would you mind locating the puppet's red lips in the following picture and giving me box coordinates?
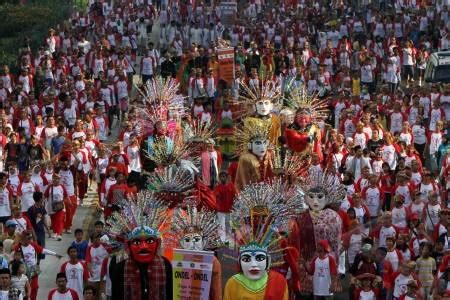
[138,250,151,255]
[249,269,261,275]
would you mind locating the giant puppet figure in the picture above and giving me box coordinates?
[239,80,282,147]
[284,88,327,162]
[235,118,274,191]
[223,180,306,300]
[138,77,185,173]
[169,205,222,300]
[106,191,172,300]
[289,171,346,294]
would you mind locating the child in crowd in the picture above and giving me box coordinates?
[70,228,88,261]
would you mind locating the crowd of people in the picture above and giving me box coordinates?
[0,0,448,299]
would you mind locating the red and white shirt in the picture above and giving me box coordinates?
[85,243,109,282]
[17,181,39,212]
[47,288,79,300]
[310,255,337,296]
[60,261,89,299]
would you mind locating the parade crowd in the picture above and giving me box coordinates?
[0,0,449,299]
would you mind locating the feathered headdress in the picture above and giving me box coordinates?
[239,79,282,109]
[298,170,346,205]
[147,137,190,167]
[168,205,219,249]
[235,117,272,154]
[229,180,306,260]
[284,87,328,123]
[106,190,169,241]
[147,165,195,194]
[272,149,309,177]
[184,119,217,144]
[136,76,186,124]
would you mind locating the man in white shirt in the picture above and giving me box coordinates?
[47,273,79,300]
[0,268,23,300]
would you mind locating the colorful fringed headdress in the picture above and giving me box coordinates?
[106,190,168,241]
[235,117,272,154]
[147,165,195,194]
[168,205,219,249]
[284,87,328,123]
[135,76,186,124]
[147,136,190,167]
[298,170,346,205]
[230,180,306,258]
[239,79,283,106]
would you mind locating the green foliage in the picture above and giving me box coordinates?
[0,1,75,68]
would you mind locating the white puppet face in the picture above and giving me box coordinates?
[249,138,269,158]
[255,99,273,116]
[239,250,269,280]
[180,233,205,251]
[305,189,327,212]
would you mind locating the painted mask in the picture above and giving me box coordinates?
[305,188,327,212]
[295,113,311,129]
[180,232,205,251]
[249,138,269,158]
[239,250,269,280]
[128,226,159,264]
[255,99,273,116]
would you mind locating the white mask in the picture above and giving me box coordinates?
[180,233,205,251]
[255,100,273,116]
[305,190,327,212]
[240,250,268,280]
[249,138,269,158]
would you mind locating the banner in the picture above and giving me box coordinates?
[217,47,235,84]
[172,249,215,300]
[220,1,237,27]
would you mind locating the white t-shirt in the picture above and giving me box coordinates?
[402,48,414,66]
[62,261,87,299]
[48,289,77,300]
[18,182,37,212]
[0,188,12,217]
[412,125,426,144]
[364,187,381,217]
[127,145,141,173]
[21,244,38,268]
[95,116,108,141]
[0,290,23,300]
[378,226,397,248]
[60,170,75,197]
[86,244,109,282]
[393,273,414,297]
[312,256,334,296]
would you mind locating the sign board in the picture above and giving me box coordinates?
[172,249,215,300]
[220,1,237,27]
[217,47,235,84]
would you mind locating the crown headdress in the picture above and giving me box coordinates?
[168,205,219,249]
[284,87,328,123]
[147,136,190,167]
[298,170,346,205]
[230,180,306,257]
[106,190,169,241]
[185,119,217,144]
[147,165,195,194]
[239,79,282,113]
[235,118,272,154]
[135,76,186,124]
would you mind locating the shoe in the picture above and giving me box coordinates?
[57,235,62,241]
[65,230,72,234]
[51,234,57,239]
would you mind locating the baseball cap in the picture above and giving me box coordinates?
[5,220,17,228]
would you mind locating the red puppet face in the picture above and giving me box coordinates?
[295,113,311,129]
[129,236,159,264]
[127,226,160,264]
